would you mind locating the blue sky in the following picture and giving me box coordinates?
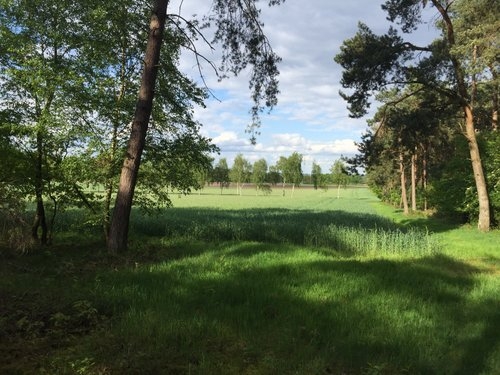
[172,0,439,173]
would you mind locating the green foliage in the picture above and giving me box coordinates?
[252,158,268,188]
[211,158,230,193]
[0,0,222,243]
[266,164,282,185]
[485,132,500,224]
[428,136,474,221]
[0,0,102,244]
[330,160,349,185]
[229,154,252,192]
[429,133,500,226]
[276,152,303,187]
[137,129,217,210]
[335,0,498,229]
[334,22,409,117]
[451,0,500,103]
[311,161,322,189]
[257,183,272,195]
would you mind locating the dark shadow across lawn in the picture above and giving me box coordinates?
[86,249,500,374]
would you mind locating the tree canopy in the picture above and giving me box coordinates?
[0,0,286,251]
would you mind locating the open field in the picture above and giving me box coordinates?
[1,187,499,374]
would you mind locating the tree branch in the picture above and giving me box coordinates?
[167,13,221,101]
[400,42,432,52]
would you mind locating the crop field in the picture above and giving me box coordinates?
[1,186,499,374]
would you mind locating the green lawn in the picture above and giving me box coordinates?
[1,187,499,374]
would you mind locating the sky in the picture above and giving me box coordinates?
[171,0,439,174]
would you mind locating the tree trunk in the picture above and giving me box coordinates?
[492,68,498,131]
[411,151,417,212]
[422,144,428,211]
[464,106,490,231]
[32,130,48,245]
[46,181,59,245]
[493,103,498,131]
[399,150,409,215]
[107,0,169,253]
[32,195,48,246]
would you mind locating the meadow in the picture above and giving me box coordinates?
[1,186,499,374]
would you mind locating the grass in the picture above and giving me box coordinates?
[1,186,499,374]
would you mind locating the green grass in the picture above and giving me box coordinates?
[1,187,499,374]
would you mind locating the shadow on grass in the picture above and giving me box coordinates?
[88,249,500,374]
[398,216,461,233]
[2,238,499,374]
[131,208,398,237]
[133,207,412,236]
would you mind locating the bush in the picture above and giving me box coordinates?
[429,133,499,226]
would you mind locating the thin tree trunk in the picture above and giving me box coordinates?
[31,83,54,246]
[492,67,498,131]
[422,144,428,211]
[32,130,48,245]
[493,102,498,131]
[107,0,169,253]
[411,151,417,212]
[32,197,48,245]
[47,194,57,245]
[399,150,409,215]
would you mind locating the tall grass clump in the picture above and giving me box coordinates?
[129,205,442,257]
[305,224,440,257]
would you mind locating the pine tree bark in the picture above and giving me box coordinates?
[464,106,490,231]
[107,0,169,253]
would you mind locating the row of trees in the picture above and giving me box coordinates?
[0,0,284,252]
[335,0,499,228]
[209,153,303,196]
[204,154,360,196]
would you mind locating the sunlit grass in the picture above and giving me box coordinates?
[124,187,440,258]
